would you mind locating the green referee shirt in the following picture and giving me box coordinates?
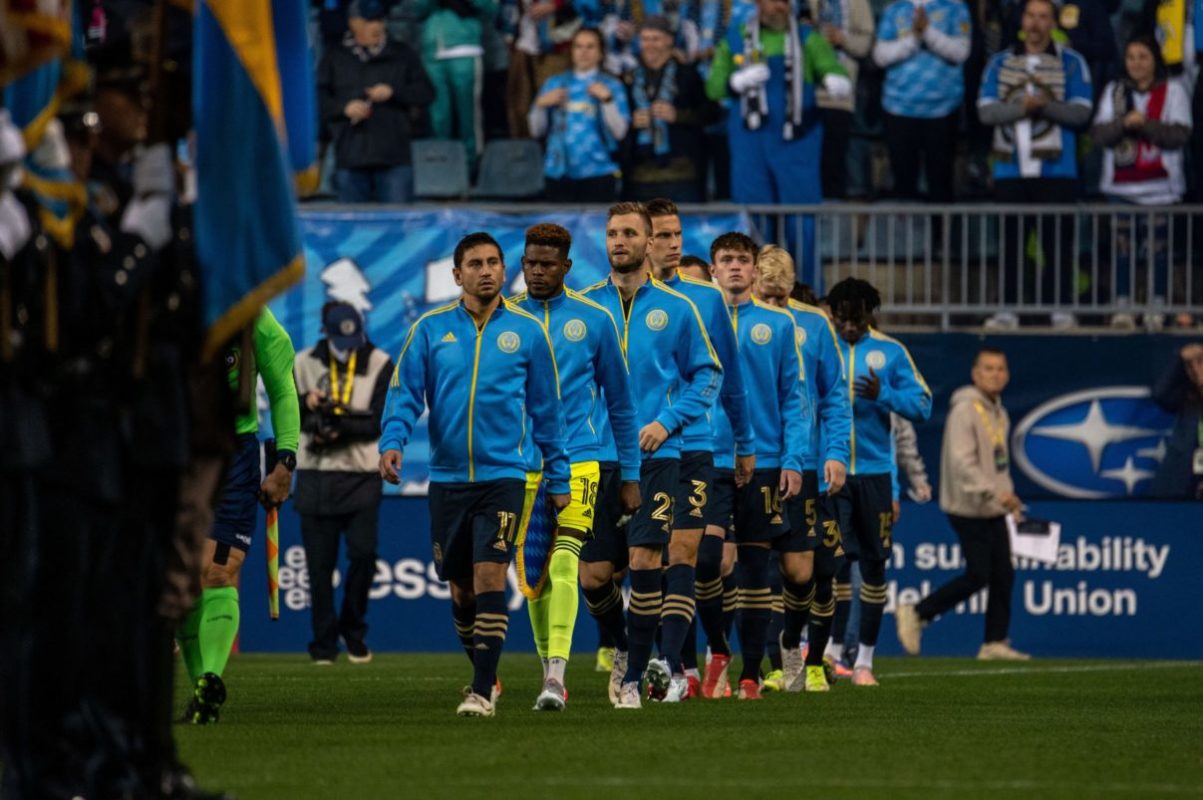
[227,307,300,454]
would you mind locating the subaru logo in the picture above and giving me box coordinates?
[1012,387,1173,499]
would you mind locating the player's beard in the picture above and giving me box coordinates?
[609,244,647,274]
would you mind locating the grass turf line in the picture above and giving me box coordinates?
[176,654,1203,800]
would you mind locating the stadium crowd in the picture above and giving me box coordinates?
[308,0,1203,207]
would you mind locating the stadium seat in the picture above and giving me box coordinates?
[412,139,470,199]
[471,139,545,199]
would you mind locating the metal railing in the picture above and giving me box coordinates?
[734,203,1202,330]
[305,201,1203,330]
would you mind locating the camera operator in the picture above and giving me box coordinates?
[294,303,394,664]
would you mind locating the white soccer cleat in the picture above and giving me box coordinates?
[533,679,567,712]
[456,689,496,717]
[608,650,628,706]
[977,641,1031,661]
[615,681,642,709]
[895,603,923,656]
[781,632,804,693]
[645,658,672,701]
[662,675,690,703]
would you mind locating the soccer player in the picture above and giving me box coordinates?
[379,232,571,717]
[755,246,852,692]
[817,277,930,687]
[644,199,754,701]
[179,307,299,724]
[580,202,722,709]
[706,233,808,700]
[678,254,713,281]
[511,224,642,710]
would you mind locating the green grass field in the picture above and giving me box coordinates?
[177,655,1203,800]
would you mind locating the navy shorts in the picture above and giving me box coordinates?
[784,470,822,553]
[829,473,894,563]
[210,433,262,552]
[428,479,526,582]
[628,457,678,549]
[732,469,791,545]
[674,450,713,530]
[580,463,628,570]
[706,467,736,537]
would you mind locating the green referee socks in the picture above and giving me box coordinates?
[197,586,240,678]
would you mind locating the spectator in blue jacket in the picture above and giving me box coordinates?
[529,28,631,202]
[873,0,972,202]
[978,0,1092,329]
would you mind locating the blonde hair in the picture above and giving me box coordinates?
[757,245,795,294]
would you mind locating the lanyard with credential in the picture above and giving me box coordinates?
[328,350,357,414]
[974,400,1008,472]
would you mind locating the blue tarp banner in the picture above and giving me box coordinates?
[267,207,749,492]
[239,497,1202,659]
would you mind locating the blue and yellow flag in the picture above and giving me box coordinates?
[0,0,74,87]
[194,0,315,360]
[2,2,89,248]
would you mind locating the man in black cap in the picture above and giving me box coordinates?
[623,15,715,201]
[293,302,395,664]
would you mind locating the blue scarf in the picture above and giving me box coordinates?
[632,60,677,158]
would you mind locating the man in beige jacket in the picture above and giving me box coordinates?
[896,347,1030,660]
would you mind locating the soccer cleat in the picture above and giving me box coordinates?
[803,665,830,692]
[608,650,628,706]
[456,688,496,717]
[595,646,616,672]
[737,679,762,700]
[645,658,672,701]
[663,675,690,703]
[686,674,701,700]
[190,673,226,725]
[977,641,1032,661]
[615,681,642,709]
[312,656,335,666]
[782,634,804,693]
[177,698,201,724]
[851,666,879,687]
[492,677,503,703]
[701,653,731,699]
[533,678,567,711]
[344,637,373,665]
[829,656,853,679]
[761,669,785,693]
[895,603,922,656]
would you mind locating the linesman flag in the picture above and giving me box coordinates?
[194,0,315,360]
[0,0,73,86]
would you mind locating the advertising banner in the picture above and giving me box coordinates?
[240,498,1202,659]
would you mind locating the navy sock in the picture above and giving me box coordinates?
[765,565,784,672]
[471,591,507,698]
[695,535,729,657]
[624,568,662,684]
[806,578,835,667]
[659,563,695,673]
[583,581,629,652]
[782,579,815,650]
[682,616,699,671]
[721,572,738,648]
[858,559,888,648]
[452,600,476,665]
[597,621,616,649]
[736,546,772,683]
[832,576,853,652]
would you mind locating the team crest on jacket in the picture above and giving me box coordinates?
[564,319,587,341]
[497,331,521,353]
[795,327,807,347]
[751,323,773,345]
[646,309,669,331]
[866,350,886,370]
